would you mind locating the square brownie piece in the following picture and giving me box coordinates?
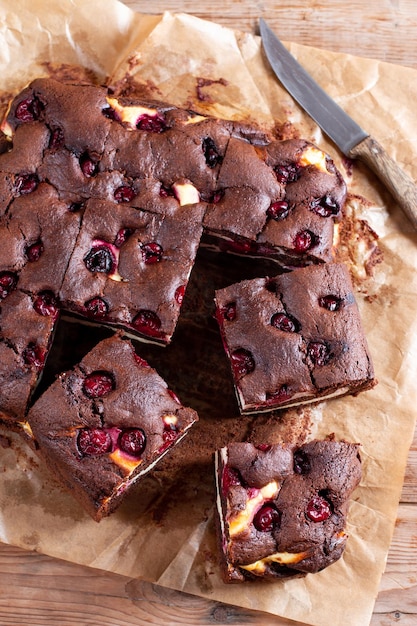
[203,139,346,267]
[0,288,58,429]
[214,262,375,414]
[60,197,204,345]
[26,334,199,520]
[214,438,362,582]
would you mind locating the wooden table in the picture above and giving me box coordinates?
[1,2,416,624]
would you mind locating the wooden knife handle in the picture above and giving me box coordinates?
[349,136,417,230]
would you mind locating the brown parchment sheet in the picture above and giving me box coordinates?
[0,3,417,626]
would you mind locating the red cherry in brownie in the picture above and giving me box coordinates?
[84,296,109,318]
[131,309,162,337]
[293,449,311,474]
[274,162,300,184]
[210,189,225,204]
[310,195,340,218]
[15,96,43,122]
[253,504,281,532]
[267,200,290,221]
[49,127,64,150]
[82,371,115,398]
[270,312,300,333]
[77,428,112,456]
[254,444,272,451]
[118,428,146,457]
[307,341,331,366]
[132,351,150,368]
[0,271,18,299]
[25,240,44,262]
[136,113,167,133]
[114,227,133,248]
[79,152,98,177]
[33,291,59,318]
[22,342,46,368]
[221,302,237,322]
[114,185,135,203]
[222,465,242,492]
[306,494,332,522]
[230,348,255,378]
[102,105,120,121]
[159,184,174,198]
[293,230,318,253]
[141,242,163,264]
[202,137,222,168]
[174,285,186,305]
[15,174,38,195]
[224,236,254,256]
[84,243,116,274]
[319,294,343,311]
[167,388,181,404]
[162,423,179,446]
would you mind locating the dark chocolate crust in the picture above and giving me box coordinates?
[26,334,199,520]
[215,438,362,582]
[214,262,375,413]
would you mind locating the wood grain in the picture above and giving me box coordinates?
[0,2,416,625]
[349,136,417,230]
[123,0,417,69]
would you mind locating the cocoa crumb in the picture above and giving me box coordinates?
[342,156,354,177]
[40,62,97,85]
[273,120,299,141]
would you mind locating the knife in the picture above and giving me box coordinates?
[259,18,417,230]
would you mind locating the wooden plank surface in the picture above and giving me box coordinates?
[1,2,416,625]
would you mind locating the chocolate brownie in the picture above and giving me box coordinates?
[3,79,347,270]
[0,289,58,429]
[59,197,204,345]
[0,182,82,295]
[26,334,199,520]
[204,138,346,267]
[214,438,362,582]
[214,262,375,414]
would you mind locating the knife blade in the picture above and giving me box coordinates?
[259,18,417,230]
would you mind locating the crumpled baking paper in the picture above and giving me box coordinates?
[0,3,416,626]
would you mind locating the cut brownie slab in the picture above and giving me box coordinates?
[3,80,347,270]
[0,289,58,429]
[214,438,362,582]
[60,197,204,345]
[26,334,199,520]
[204,139,346,267]
[215,262,375,414]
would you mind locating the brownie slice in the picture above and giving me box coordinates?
[59,197,204,345]
[204,139,346,267]
[0,289,58,429]
[26,334,199,521]
[214,438,362,582]
[0,182,82,295]
[214,262,375,414]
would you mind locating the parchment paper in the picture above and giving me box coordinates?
[0,3,417,626]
